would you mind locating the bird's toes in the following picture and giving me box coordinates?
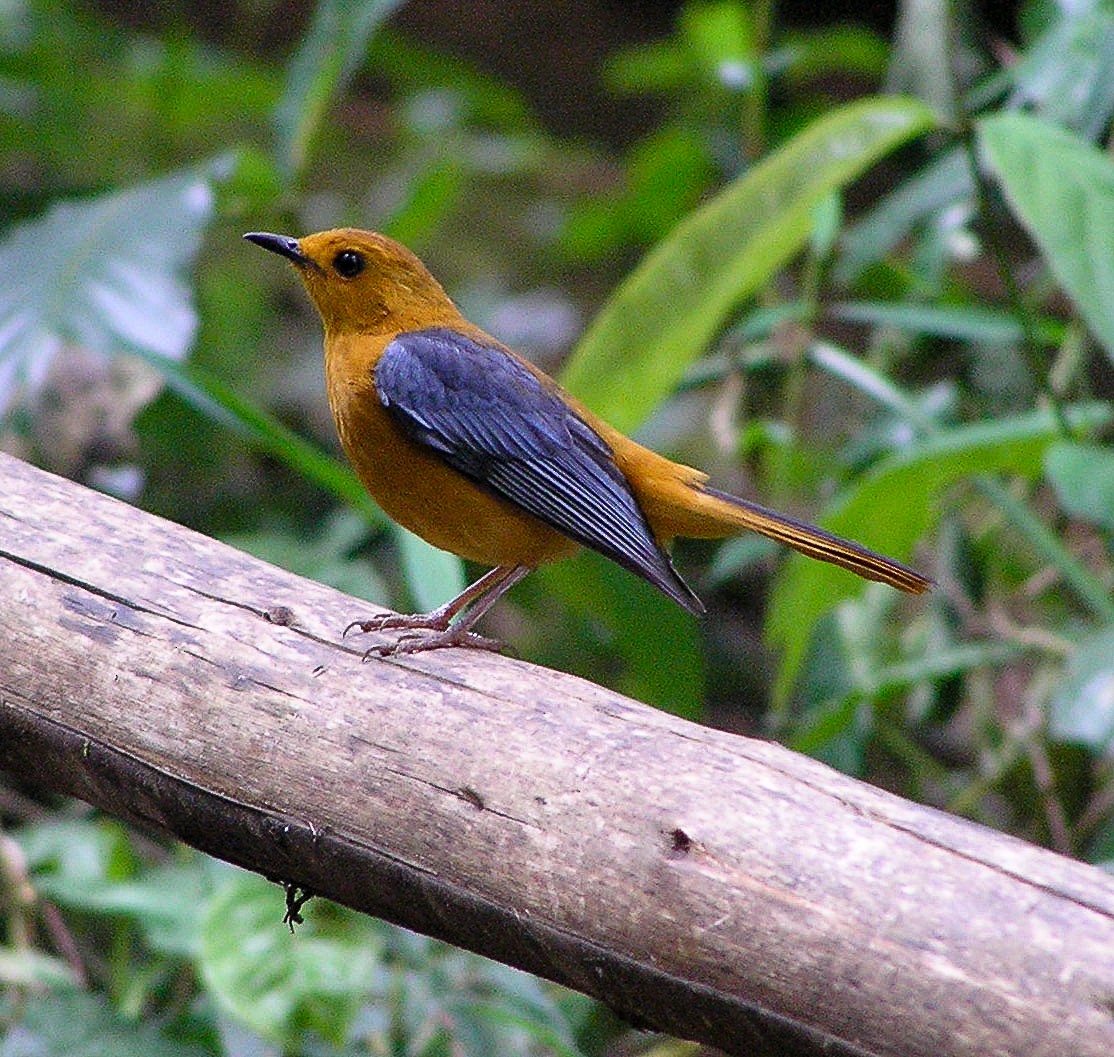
[344,612,451,638]
[360,627,508,658]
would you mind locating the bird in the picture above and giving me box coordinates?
[245,228,930,655]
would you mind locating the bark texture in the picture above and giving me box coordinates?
[2,451,1113,1057]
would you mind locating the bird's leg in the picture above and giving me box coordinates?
[344,564,531,656]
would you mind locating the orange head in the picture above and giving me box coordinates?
[244,228,461,336]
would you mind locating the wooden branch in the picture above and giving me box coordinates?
[2,450,1113,1057]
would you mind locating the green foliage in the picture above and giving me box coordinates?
[6,820,591,1056]
[0,991,211,1057]
[1045,441,1114,532]
[0,2,279,190]
[1049,625,1114,751]
[200,873,385,1046]
[538,550,706,720]
[560,96,936,430]
[768,401,1113,708]
[275,0,407,178]
[0,166,213,415]
[226,509,391,603]
[5,0,1114,1052]
[979,112,1114,365]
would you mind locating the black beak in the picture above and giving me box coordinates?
[243,231,313,268]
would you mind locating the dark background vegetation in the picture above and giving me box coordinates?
[3,0,1114,1054]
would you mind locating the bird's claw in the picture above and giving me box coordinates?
[344,612,450,638]
[360,627,507,658]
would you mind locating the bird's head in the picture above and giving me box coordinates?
[244,228,459,335]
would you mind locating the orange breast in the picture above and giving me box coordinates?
[324,333,578,569]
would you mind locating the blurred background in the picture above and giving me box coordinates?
[3,0,1114,1053]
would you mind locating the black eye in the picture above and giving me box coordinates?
[333,250,365,278]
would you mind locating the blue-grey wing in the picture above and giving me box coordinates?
[374,327,702,614]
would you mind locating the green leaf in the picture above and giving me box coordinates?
[979,112,1114,364]
[1049,625,1114,751]
[831,300,1063,346]
[17,819,137,886]
[20,821,219,959]
[381,161,465,248]
[971,474,1113,622]
[36,861,210,960]
[560,96,936,431]
[680,0,755,79]
[0,991,209,1057]
[782,25,889,82]
[274,0,405,177]
[199,871,384,1047]
[0,165,215,417]
[558,126,715,263]
[1010,4,1114,139]
[766,403,1113,706]
[605,41,689,95]
[395,524,467,611]
[1045,440,1114,533]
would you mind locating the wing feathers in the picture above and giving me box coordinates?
[375,328,703,614]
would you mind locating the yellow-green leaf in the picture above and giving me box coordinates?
[559,96,936,431]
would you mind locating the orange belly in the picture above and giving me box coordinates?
[327,350,578,569]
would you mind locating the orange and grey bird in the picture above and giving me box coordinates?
[245,228,930,654]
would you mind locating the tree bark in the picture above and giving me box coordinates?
[1,450,1113,1057]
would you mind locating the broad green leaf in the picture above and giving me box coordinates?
[979,112,1114,364]
[560,96,936,431]
[1049,625,1114,751]
[0,165,215,417]
[20,820,218,960]
[34,862,209,960]
[199,870,384,1047]
[274,0,404,177]
[396,524,467,611]
[1010,3,1114,139]
[766,403,1113,705]
[0,163,383,526]
[0,991,209,1057]
[1045,440,1114,533]
[17,818,137,886]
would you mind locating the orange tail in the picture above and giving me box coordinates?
[696,487,931,593]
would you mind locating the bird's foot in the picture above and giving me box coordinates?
[343,611,450,638]
[368,627,507,657]
[343,612,506,657]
